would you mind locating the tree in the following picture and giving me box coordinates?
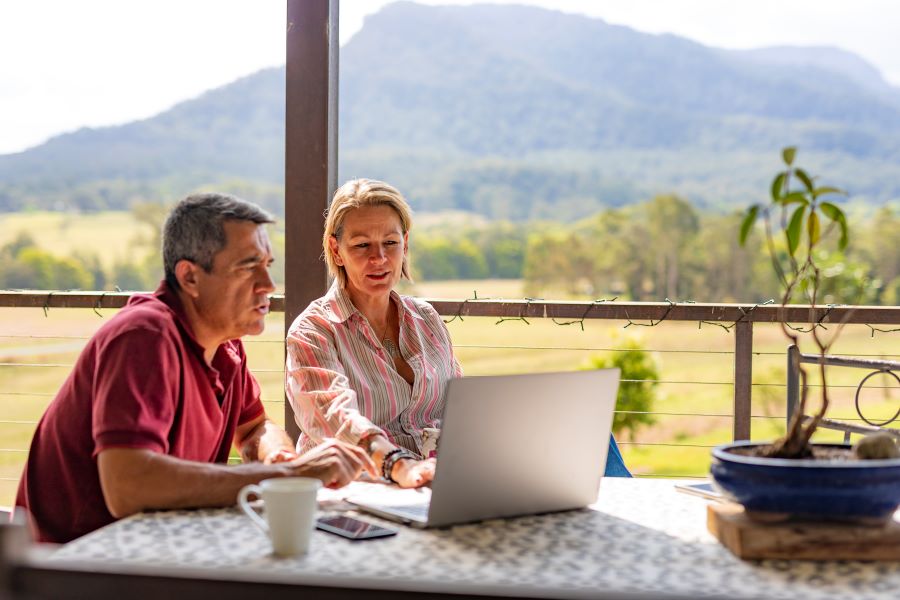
[645,194,699,299]
[522,229,582,296]
[857,206,900,301]
[582,339,660,440]
[110,260,154,291]
[0,246,91,290]
[684,211,762,302]
[72,251,107,290]
[52,257,94,290]
[476,223,526,278]
[577,207,650,300]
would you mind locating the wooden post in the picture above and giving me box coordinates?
[786,344,800,430]
[284,0,338,442]
[732,321,753,441]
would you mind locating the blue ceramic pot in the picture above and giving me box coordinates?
[710,441,900,521]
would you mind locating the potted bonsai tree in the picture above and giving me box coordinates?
[709,147,900,522]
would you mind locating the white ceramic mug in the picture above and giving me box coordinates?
[238,477,321,556]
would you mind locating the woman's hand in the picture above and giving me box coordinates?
[263,448,300,464]
[391,457,436,488]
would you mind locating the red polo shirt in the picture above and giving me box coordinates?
[15,282,265,543]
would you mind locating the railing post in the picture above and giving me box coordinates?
[786,344,800,430]
[284,0,339,442]
[732,321,753,441]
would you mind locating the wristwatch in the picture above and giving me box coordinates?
[382,447,418,483]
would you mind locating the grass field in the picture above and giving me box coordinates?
[2,279,899,506]
[0,211,149,270]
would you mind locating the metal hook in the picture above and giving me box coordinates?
[42,292,54,317]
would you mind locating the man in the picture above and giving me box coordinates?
[16,193,375,543]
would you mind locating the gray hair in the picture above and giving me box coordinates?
[162,192,274,289]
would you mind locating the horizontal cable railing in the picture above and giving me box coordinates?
[3,291,900,480]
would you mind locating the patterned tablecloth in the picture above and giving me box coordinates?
[51,478,899,599]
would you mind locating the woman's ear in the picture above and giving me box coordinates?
[403,231,409,256]
[328,235,344,266]
[174,260,201,298]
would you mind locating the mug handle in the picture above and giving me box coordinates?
[237,484,269,533]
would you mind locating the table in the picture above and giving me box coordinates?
[48,478,900,600]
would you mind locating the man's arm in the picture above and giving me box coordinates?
[235,413,297,464]
[97,439,376,519]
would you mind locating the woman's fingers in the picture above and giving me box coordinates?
[263,448,299,465]
[394,458,436,488]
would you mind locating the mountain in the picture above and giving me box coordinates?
[728,46,898,98]
[3,1,900,219]
[343,4,900,151]
[0,69,286,212]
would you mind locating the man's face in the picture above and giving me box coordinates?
[192,220,275,342]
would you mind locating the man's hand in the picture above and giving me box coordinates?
[391,457,436,488]
[287,439,377,489]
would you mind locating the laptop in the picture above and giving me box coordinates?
[347,368,620,528]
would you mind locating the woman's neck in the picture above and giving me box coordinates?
[346,287,393,329]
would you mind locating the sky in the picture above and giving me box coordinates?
[1,0,899,155]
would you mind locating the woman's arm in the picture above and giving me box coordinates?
[285,321,383,448]
[362,433,435,488]
[286,322,433,488]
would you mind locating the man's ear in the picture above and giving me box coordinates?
[328,236,344,266]
[174,260,201,298]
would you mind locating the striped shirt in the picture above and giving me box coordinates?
[285,282,462,456]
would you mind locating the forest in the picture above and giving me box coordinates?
[3,193,899,307]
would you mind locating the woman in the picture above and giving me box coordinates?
[286,179,460,488]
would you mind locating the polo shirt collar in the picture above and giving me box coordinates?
[157,282,244,379]
[148,280,219,362]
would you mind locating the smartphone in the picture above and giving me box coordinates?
[674,482,724,502]
[316,515,398,540]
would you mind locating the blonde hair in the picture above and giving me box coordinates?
[324,178,413,288]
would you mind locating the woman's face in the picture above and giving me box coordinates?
[329,205,407,304]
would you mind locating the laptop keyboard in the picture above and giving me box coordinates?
[379,503,429,521]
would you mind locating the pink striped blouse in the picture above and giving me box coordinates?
[285,282,462,456]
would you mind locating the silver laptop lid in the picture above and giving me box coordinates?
[425,368,619,527]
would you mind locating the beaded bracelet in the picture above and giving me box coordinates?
[382,447,417,483]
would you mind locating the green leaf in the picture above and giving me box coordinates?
[820,201,849,249]
[786,205,805,256]
[812,186,846,199]
[779,191,808,206]
[739,205,760,246]
[794,168,814,192]
[819,201,843,221]
[808,210,821,246]
[782,147,797,166]
[770,172,786,201]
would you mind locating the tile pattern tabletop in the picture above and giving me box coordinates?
[52,478,900,599]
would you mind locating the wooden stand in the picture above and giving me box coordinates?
[707,502,900,561]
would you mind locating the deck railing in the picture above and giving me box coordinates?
[3,291,900,488]
[6,290,900,435]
